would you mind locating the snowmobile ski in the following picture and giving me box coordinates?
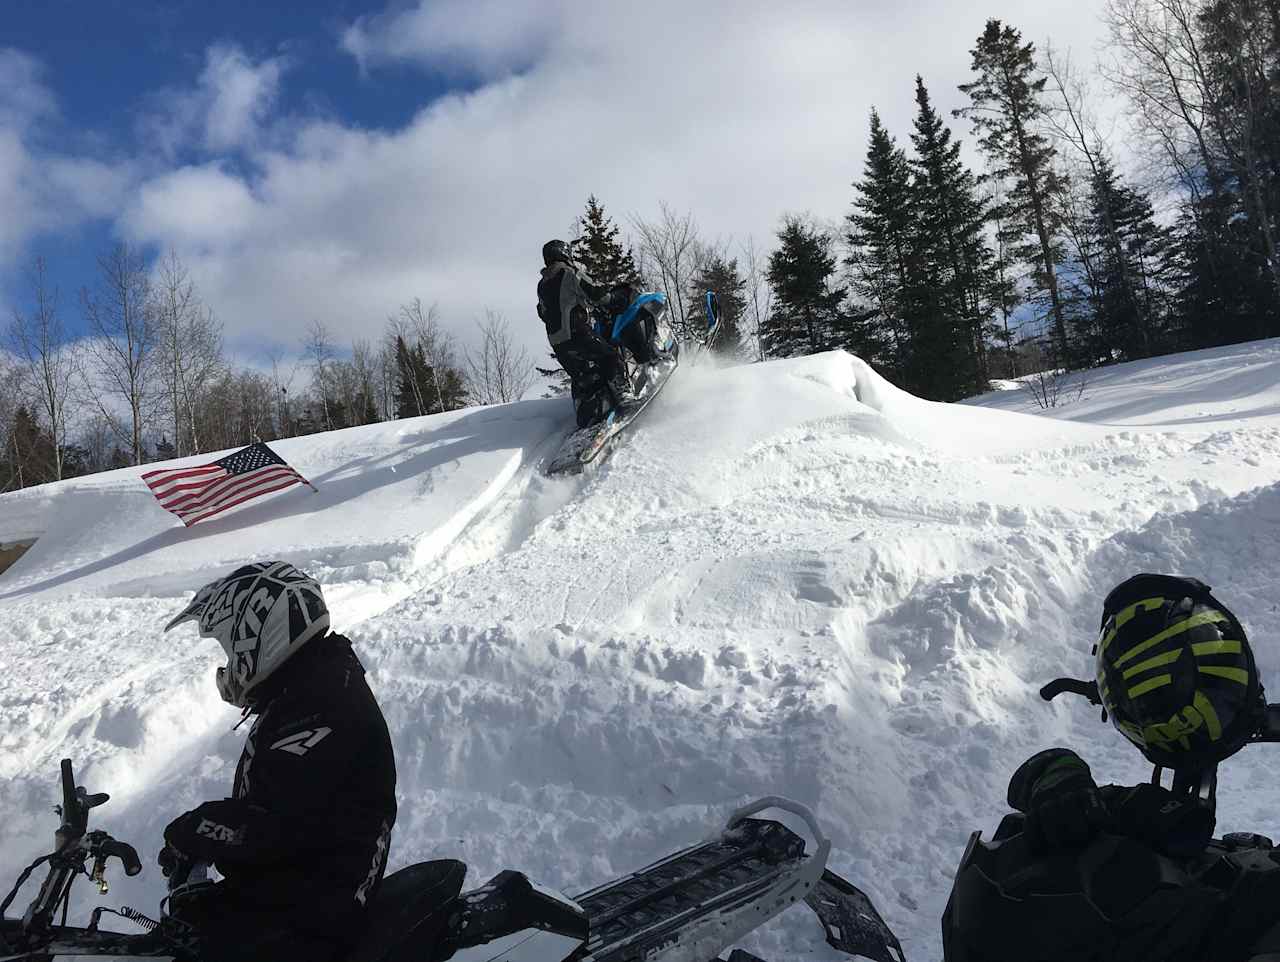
[545,350,677,476]
[572,796,905,962]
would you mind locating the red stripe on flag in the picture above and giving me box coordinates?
[160,464,296,512]
[148,468,231,500]
[165,467,299,516]
[180,475,306,526]
[141,464,225,489]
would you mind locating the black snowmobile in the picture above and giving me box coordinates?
[1,759,905,962]
[942,684,1280,962]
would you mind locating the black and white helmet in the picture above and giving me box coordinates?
[164,561,330,708]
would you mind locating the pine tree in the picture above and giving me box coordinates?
[3,407,57,489]
[1082,155,1172,361]
[909,76,995,396]
[393,337,467,417]
[957,20,1070,361]
[764,216,846,358]
[573,195,641,288]
[846,109,919,382]
[686,256,748,356]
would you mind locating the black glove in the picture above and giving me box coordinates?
[1009,748,1107,853]
[1107,782,1214,858]
[158,843,189,879]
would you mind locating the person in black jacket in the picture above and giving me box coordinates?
[160,561,397,962]
[537,238,638,427]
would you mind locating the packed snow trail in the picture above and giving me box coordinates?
[3,341,1280,961]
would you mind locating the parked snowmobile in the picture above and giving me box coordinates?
[942,685,1280,962]
[2,759,905,962]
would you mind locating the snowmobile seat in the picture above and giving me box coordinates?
[344,859,467,962]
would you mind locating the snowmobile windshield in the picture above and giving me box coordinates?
[609,291,667,342]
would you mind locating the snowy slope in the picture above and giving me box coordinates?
[3,340,1280,961]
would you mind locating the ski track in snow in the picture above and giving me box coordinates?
[3,340,1280,961]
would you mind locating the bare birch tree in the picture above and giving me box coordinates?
[81,243,157,466]
[740,236,774,362]
[464,310,535,405]
[631,203,710,342]
[151,250,224,456]
[303,320,336,431]
[395,298,462,413]
[0,352,18,491]
[8,257,78,480]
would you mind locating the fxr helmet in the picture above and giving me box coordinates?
[164,561,330,708]
[1096,574,1265,771]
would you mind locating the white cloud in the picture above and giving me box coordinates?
[0,49,133,273]
[201,44,285,152]
[341,0,567,78]
[141,44,286,158]
[119,0,1115,362]
[0,48,56,132]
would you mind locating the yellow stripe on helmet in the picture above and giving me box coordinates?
[1099,597,1167,655]
[1197,666,1251,685]
[1113,609,1231,668]
[1122,648,1183,680]
[1128,674,1173,699]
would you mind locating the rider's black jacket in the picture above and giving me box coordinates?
[164,633,397,932]
[536,261,611,348]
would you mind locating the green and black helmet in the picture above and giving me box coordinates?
[1096,574,1266,770]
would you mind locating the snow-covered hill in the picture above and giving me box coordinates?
[3,340,1280,961]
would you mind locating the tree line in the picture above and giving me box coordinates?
[759,0,1280,401]
[1,247,535,491]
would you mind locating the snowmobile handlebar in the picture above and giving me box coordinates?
[1043,679,1280,746]
[726,796,832,867]
[3,759,141,936]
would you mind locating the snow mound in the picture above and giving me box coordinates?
[3,342,1280,960]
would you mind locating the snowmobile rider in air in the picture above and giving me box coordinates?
[157,561,397,962]
[943,573,1280,962]
[537,238,665,428]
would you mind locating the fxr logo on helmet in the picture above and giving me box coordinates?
[1118,705,1212,752]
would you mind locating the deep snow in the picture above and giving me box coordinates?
[3,339,1280,961]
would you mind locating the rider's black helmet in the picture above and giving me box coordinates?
[542,239,574,267]
[1096,574,1265,770]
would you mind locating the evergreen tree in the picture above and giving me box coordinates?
[764,216,846,358]
[686,256,748,356]
[393,336,468,418]
[957,20,1070,361]
[573,195,641,288]
[2,407,57,489]
[909,76,995,396]
[1079,155,1173,362]
[846,108,917,380]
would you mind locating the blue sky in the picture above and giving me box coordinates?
[3,0,458,339]
[2,0,1113,361]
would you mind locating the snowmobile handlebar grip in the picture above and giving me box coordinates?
[726,796,832,866]
[102,839,142,877]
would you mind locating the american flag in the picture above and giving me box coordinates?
[141,442,315,527]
